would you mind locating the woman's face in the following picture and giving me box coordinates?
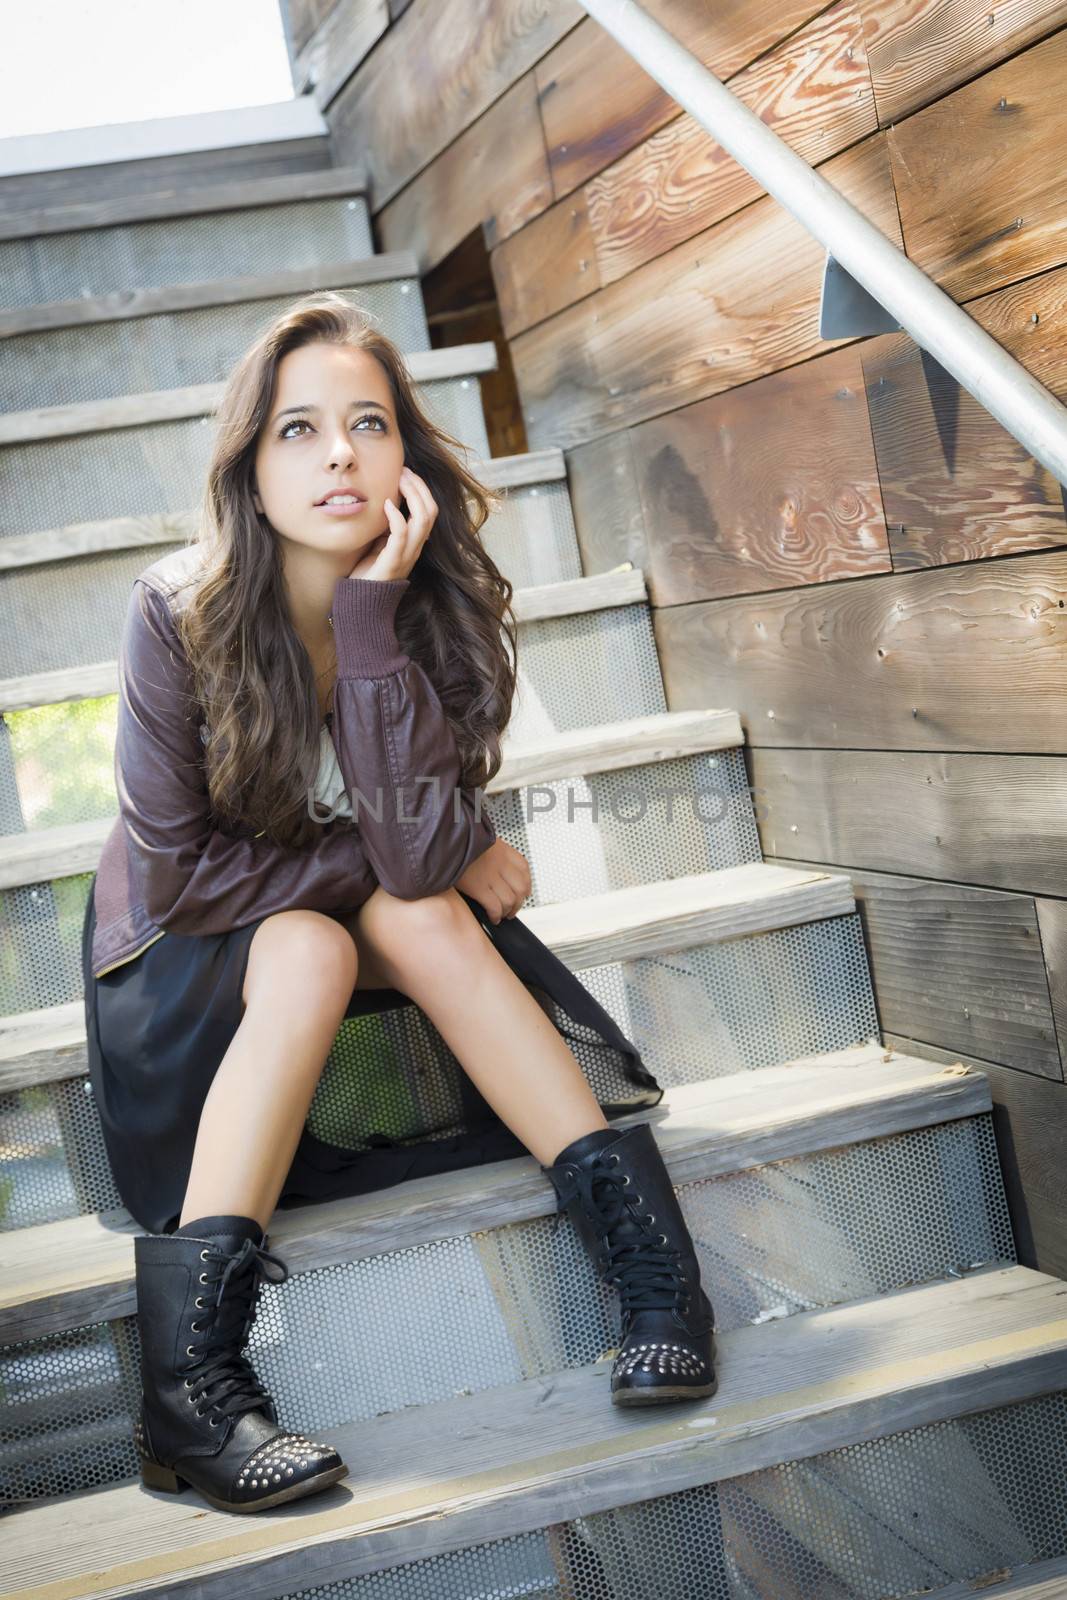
[252,341,405,561]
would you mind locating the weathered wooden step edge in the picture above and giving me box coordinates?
[0,1043,989,1345]
[914,1553,1067,1597]
[0,862,856,1092]
[0,252,424,337]
[0,342,499,445]
[0,706,741,889]
[0,162,370,244]
[0,566,646,717]
[0,447,567,572]
[7,1266,1067,1600]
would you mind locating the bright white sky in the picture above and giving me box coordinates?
[0,0,295,139]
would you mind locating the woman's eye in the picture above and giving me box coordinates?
[279,414,386,439]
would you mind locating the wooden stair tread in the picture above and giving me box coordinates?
[0,568,651,715]
[0,251,423,337]
[0,343,500,446]
[0,1043,990,1344]
[0,163,370,244]
[7,1265,1067,1600]
[0,862,855,1091]
[0,448,568,575]
[0,707,744,886]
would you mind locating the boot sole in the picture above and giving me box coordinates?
[140,1454,349,1512]
[612,1377,719,1406]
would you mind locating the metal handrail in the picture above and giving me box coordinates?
[580,0,1067,488]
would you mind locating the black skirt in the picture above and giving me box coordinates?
[81,880,661,1236]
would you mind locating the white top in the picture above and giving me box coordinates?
[311,723,352,820]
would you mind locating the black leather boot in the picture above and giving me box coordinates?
[543,1123,718,1406]
[133,1214,348,1512]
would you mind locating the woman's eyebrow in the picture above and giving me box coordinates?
[272,399,389,423]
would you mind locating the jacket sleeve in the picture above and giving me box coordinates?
[115,579,375,935]
[328,575,498,900]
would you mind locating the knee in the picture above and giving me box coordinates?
[243,908,358,1008]
[360,885,478,954]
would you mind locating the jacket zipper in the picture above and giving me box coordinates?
[93,929,166,978]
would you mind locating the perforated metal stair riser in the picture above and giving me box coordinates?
[5,162,1067,1600]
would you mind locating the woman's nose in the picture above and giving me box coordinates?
[323,425,358,466]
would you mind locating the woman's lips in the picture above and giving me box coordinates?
[316,498,368,516]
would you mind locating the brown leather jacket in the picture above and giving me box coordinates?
[89,547,498,978]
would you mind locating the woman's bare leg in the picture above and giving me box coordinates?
[177,909,390,1232]
[339,887,609,1167]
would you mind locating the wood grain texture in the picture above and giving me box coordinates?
[1036,897,1067,1073]
[377,74,554,271]
[586,1,876,290]
[327,0,583,210]
[512,133,902,451]
[284,0,338,55]
[0,1047,990,1344]
[494,2,875,339]
[566,427,652,576]
[769,854,1063,1080]
[888,27,1067,301]
[885,1032,1067,1279]
[535,0,824,201]
[630,344,891,605]
[748,746,1067,899]
[862,0,1067,123]
[295,0,389,109]
[523,862,854,967]
[654,549,1067,754]
[492,185,602,336]
[862,331,1067,571]
[509,566,646,621]
[8,1267,1066,1600]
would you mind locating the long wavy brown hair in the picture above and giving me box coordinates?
[173,291,518,850]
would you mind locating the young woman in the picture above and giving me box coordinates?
[80,291,717,1516]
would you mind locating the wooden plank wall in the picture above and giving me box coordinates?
[288,0,1067,1275]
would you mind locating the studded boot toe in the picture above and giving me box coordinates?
[543,1123,718,1407]
[133,1214,348,1513]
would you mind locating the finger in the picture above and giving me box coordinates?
[398,472,436,541]
[483,888,504,925]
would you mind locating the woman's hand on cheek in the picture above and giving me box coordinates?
[455,838,532,924]
[346,465,437,582]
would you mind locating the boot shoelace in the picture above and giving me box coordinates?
[552,1154,687,1317]
[181,1237,290,1424]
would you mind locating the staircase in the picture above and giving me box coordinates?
[3,148,1067,1600]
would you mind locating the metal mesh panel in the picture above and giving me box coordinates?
[0,195,373,309]
[0,377,488,541]
[480,480,582,588]
[269,1391,1067,1600]
[0,912,880,1232]
[0,419,217,541]
[2,282,430,411]
[492,750,761,900]
[0,750,757,1007]
[0,1118,1015,1504]
[1,871,93,1015]
[508,604,667,742]
[0,1318,141,1509]
[577,912,880,1088]
[424,373,490,460]
[1,544,184,678]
